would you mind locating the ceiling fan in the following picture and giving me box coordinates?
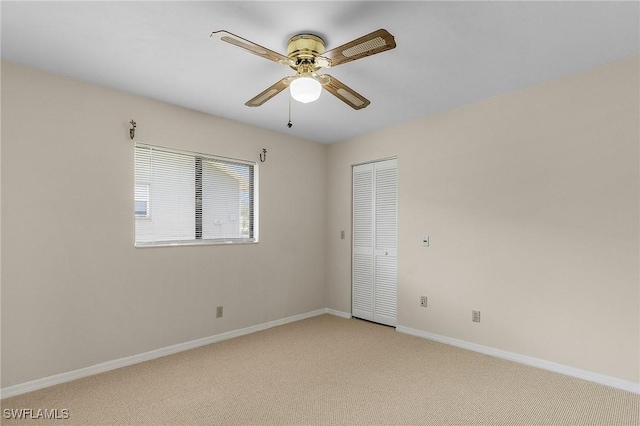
[211,29,396,110]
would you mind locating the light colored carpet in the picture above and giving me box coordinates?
[1,314,638,425]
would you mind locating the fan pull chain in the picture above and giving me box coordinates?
[287,91,293,128]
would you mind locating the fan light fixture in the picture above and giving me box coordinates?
[290,76,322,103]
[211,29,396,109]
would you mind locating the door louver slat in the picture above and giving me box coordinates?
[353,169,373,248]
[353,253,373,313]
[375,167,397,250]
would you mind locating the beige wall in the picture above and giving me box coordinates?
[327,57,639,383]
[2,56,638,390]
[1,62,327,388]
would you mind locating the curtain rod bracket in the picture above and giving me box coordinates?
[260,148,267,163]
[129,120,137,140]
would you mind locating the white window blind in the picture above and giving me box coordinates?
[134,143,257,246]
[134,183,150,217]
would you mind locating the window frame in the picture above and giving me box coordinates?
[134,142,258,248]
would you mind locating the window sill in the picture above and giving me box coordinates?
[135,240,258,248]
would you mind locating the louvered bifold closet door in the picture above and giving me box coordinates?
[352,159,397,327]
[373,159,397,326]
[352,163,375,322]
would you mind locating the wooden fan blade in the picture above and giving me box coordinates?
[211,30,293,66]
[245,77,292,107]
[319,29,396,68]
[320,74,370,110]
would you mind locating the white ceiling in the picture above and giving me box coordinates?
[2,1,638,144]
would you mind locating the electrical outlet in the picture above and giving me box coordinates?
[420,296,428,307]
[472,310,481,323]
[216,306,223,318]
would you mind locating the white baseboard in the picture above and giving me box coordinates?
[1,308,330,399]
[8,311,633,399]
[396,325,640,395]
[326,308,352,319]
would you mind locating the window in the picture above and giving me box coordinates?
[134,143,257,246]
[134,183,150,218]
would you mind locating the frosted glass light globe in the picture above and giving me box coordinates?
[290,77,322,103]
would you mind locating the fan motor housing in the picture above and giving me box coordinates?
[287,34,325,67]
